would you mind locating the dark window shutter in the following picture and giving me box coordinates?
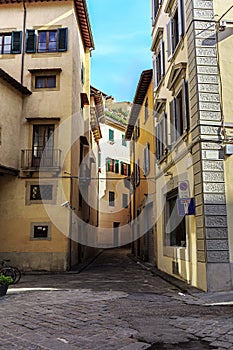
[178,0,184,38]
[155,125,160,160]
[166,22,172,58]
[11,31,22,54]
[26,30,36,53]
[170,99,176,144]
[182,79,189,132]
[163,112,168,149]
[160,41,165,76]
[57,28,68,52]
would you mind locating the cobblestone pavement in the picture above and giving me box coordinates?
[1,249,233,350]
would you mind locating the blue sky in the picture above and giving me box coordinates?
[86,0,152,102]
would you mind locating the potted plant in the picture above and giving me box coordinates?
[0,273,13,297]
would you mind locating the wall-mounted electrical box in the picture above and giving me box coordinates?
[224,144,233,155]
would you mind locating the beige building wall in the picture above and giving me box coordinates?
[0,0,96,271]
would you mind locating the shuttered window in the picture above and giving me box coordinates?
[170,79,189,144]
[26,28,68,54]
[0,31,22,54]
[153,39,165,89]
[167,0,184,59]
[26,30,36,53]
[143,143,150,176]
[11,31,22,54]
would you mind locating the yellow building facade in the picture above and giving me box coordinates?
[126,69,156,263]
[152,0,233,291]
[0,0,99,271]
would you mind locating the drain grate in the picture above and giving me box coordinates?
[148,340,217,349]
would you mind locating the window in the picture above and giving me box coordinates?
[30,185,53,201]
[170,79,189,144]
[114,159,119,173]
[122,134,127,147]
[120,162,130,176]
[167,0,184,58]
[35,75,56,89]
[26,182,56,205]
[122,194,128,208]
[30,222,51,240]
[135,160,140,186]
[152,0,163,23]
[153,40,165,88]
[109,129,114,142]
[0,31,22,54]
[109,191,115,206]
[135,119,140,139]
[144,97,149,123]
[143,143,150,176]
[165,189,186,247]
[156,111,168,161]
[26,28,68,53]
[38,30,57,52]
[32,124,54,167]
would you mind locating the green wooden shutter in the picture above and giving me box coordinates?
[57,28,68,52]
[109,129,114,142]
[26,30,36,53]
[11,31,22,54]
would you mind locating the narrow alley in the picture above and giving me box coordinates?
[1,249,233,350]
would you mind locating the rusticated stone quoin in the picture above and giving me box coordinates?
[186,0,229,273]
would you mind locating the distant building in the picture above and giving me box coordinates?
[98,101,132,247]
[125,69,156,263]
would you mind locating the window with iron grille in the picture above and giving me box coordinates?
[30,185,53,201]
[30,222,51,240]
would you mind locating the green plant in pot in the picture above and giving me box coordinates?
[0,273,13,297]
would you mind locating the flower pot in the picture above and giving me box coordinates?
[0,285,8,297]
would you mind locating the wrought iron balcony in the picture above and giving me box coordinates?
[21,148,61,171]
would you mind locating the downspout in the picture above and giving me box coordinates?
[21,0,26,85]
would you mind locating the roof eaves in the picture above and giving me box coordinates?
[0,68,32,95]
[125,69,153,140]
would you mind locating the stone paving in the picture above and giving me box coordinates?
[0,249,233,349]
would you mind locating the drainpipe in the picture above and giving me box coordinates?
[21,0,26,85]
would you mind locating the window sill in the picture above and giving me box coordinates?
[0,54,15,59]
[31,52,62,58]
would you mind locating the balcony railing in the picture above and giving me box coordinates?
[21,148,61,171]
